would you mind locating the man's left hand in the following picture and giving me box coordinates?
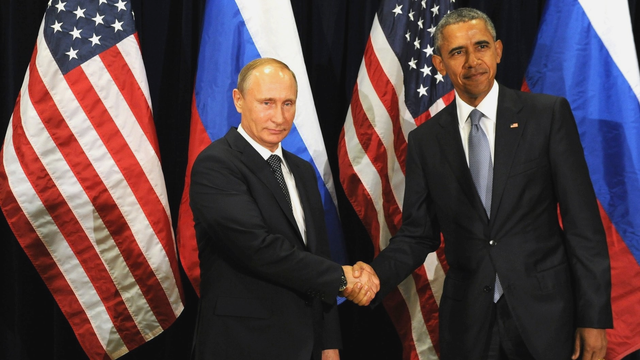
[322,349,340,360]
[572,327,607,360]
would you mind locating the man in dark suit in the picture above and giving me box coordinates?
[364,7,613,360]
[190,58,378,360]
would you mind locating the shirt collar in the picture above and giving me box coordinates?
[455,80,499,127]
[237,125,285,161]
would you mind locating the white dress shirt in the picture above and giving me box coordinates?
[238,126,307,244]
[456,80,500,165]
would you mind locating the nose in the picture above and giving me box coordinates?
[465,52,479,68]
[272,106,286,124]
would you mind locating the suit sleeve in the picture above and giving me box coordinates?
[190,146,342,304]
[370,129,441,301]
[549,97,613,328]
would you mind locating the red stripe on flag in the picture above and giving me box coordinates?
[600,204,640,360]
[436,235,449,273]
[363,37,408,173]
[337,128,383,255]
[61,64,178,327]
[348,84,402,235]
[176,94,213,294]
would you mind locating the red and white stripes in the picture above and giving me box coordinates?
[0,20,183,360]
[339,13,452,360]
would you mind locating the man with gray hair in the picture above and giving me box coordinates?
[365,7,612,360]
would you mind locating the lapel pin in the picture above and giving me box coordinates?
[510,123,519,128]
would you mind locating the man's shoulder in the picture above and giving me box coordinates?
[500,85,565,107]
[194,129,240,164]
[412,101,456,135]
[282,149,314,172]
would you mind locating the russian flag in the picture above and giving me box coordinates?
[176,0,346,294]
[524,0,640,358]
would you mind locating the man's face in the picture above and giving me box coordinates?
[233,64,297,152]
[432,19,503,107]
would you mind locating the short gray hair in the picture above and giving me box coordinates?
[434,8,497,56]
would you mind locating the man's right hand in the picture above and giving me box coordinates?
[340,262,380,306]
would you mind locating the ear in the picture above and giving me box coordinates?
[432,54,446,76]
[232,89,243,113]
[495,40,503,64]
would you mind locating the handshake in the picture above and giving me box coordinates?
[340,262,380,306]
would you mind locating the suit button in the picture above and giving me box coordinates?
[483,286,493,293]
[489,240,497,246]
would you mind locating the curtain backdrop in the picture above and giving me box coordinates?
[1,0,638,359]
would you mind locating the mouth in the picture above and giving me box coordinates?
[463,71,487,81]
[267,128,287,135]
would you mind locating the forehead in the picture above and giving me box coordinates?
[440,19,493,47]
[245,68,297,102]
[249,66,295,87]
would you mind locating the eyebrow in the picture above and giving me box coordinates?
[257,97,296,103]
[447,40,491,55]
[447,46,464,55]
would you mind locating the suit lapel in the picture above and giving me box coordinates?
[226,129,304,245]
[491,86,525,221]
[284,152,317,252]
[436,103,489,222]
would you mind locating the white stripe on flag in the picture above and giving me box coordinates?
[117,36,154,110]
[397,274,438,359]
[424,252,445,306]
[236,0,338,205]
[579,0,640,102]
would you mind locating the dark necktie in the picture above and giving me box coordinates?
[267,154,292,209]
[468,109,502,302]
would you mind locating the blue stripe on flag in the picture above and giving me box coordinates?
[282,128,346,264]
[194,1,259,139]
[194,0,346,264]
[525,0,640,264]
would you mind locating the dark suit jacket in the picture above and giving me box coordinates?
[371,85,613,359]
[190,128,342,360]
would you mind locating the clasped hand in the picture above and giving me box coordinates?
[340,262,380,306]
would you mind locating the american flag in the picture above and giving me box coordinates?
[338,0,455,358]
[0,1,184,359]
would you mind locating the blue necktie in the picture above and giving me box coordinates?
[468,109,502,302]
[468,109,492,216]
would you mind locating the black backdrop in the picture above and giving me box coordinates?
[1,1,639,359]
